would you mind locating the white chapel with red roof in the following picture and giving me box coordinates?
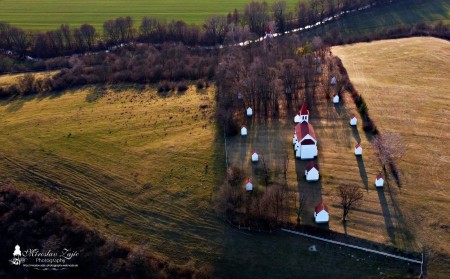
[293,102,318,160]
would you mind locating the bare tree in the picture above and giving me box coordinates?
[9,27,30,56]
[282,151,289,183]
[260,153,270,187]
[272,1,287,34]
[217,167,246,215]
[372,132,406,171]
[203,16,227,45]
[291,192,306,224]
[280,59,300,107]
[60,24,72,51]
[337,184,363,222]
[296,2,310,28]
[80,24,96,50]
[244,1,270,36]
[260,184,287,224]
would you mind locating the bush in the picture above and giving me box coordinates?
[177,82,189,92]
[362,118,377,134]
[196,80,205,89]
[157,81,171,93]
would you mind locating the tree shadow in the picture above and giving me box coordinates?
[376,187,396,245]
[85,86,106,103]
[295,158,327,229]
[4,98,26,112]
[383,171,416,251]
[333,101,345,117]
[389,162,402,189]
[356,156,369,191]
[352,126,361,144]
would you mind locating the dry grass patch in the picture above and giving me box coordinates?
[0,84,224,265]
[226,80,414,250]
[333,37,450,278]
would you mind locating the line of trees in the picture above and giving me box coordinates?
[0,0,409,59]
[0,43,216,99]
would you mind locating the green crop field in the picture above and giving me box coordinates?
[0,0,448,33]
[0,82,419,277]
[0,0,300,31]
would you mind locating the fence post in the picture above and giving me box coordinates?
[420,252,424,278]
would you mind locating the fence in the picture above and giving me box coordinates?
[281,228,424,277]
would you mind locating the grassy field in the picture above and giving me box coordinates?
[0,85,224,263]
[332,37,450,278]
[0,0,300,31]
[0,81,420,277]
[307,0,450,38]
[0,71,57,88]
[1,0,448,33]
[227,85,418,250]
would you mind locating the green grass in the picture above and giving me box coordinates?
[332,37,450,278]
[0,83,419,277]
[311,0,450,39]
[0,0,300,31]
[1,0,448,34]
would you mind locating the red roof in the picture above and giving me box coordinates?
[305,161,318,171]
[265,25,271,34]
[252,150,257,154]
[246,178,252,184]
[355,143,361,148]
[295,122,317,141]
[242,125,246,128]
[299,102,309,115]
[350,114,356,119]
[315,202,329,213]
[376,173,383,180]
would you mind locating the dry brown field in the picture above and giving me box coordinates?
[333,37,450,278]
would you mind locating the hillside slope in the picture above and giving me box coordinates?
[332,37,450,278]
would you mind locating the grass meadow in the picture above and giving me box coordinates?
[0,0,301,31]
[0,81,419,277]
[304,0,450,39]
[0,0,447,33]
[332,37,450,278]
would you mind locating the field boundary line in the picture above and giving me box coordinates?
[281,228,422,264]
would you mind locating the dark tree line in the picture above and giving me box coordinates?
[0,0,418,59]
[0,185,211,278]
[0,43,217,99]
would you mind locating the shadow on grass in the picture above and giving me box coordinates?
[376,187,397,245]
[352,126,362,144]
[295,158,327,229]
[383,170,417,251]
[85,85,106,103]
[4,97,26,112]
[389,162,402,189]
[0,85,101,113]
[356,156,369,191]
